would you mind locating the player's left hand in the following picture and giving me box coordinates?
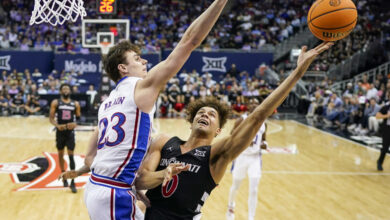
[162,163,190,187]
[58,170,78,180]
[66,123,77,130]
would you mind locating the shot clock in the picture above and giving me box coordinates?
[97,0,117,15]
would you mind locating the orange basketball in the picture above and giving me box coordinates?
[308,0,358,41]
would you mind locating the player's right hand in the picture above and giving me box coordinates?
[56,124,67,131]
[297,42,333,73]
[58,170,78,180]
[162,163,190,187]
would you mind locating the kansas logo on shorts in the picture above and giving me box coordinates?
[1,152,89,191]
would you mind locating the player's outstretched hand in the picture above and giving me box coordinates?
[58,170,78,180]
[162,163,190,187]
[297,41,334,73]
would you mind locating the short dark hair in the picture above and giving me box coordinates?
[60,83,71,90]
[103,41,141,83]
[186,97,231,128]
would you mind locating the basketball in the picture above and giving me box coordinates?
[308,0,358,41]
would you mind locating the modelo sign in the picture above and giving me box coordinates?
[64,58,101,73]
[56,53,102,74]
[56,53,160,74]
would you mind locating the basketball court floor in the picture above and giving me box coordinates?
[0,116,389,219]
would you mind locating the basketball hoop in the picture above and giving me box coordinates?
[100,42,113,55]
[30,0,87,26]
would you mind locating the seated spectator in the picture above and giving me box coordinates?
[0,92,9,115]
[47,85,59,94]
[232,97,248,116]
[171,96,185,117]
[159,94,170,118]
[37,84,47,95]
[366,83,378,100]
[324,93,344,126]
[368,97,383,135]
[204,75,216,88]
[198,85,211,100]
[307,91,324,118]
[9,91,25,115]
[8,84,19,99]
[178,69,189,83]
[168,84,182,105]
[25,94,41,115]
[72,85,80,94]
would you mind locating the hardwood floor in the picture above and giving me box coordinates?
[0,117,388,219]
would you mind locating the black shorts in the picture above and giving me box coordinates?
[56,130,75,150]
[145,206,195,220]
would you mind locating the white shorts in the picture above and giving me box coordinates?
[84,173,144,220]
[231,153,262,179]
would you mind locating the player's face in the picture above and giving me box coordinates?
[192,106,221,137]
[122,51,148,78]
[60,86,71,97]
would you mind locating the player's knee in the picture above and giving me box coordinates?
[58,150,65,158]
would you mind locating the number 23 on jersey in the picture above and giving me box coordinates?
[98,112,126,149]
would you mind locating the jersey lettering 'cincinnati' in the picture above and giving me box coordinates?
[159,158,201,173]
[145,137,217,220]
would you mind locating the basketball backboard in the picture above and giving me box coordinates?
[81,19,130,54]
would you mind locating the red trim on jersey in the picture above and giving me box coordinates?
[91,173,132,189]
[113,108,139,178]
[129,191,136,219]
[110,188,114,220]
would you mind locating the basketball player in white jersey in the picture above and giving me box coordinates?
[82,1,229,219]
[135,42,333,219]
[226,97,267,220]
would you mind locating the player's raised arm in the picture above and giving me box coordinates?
[135,0,228,111]
[210,42,333,182]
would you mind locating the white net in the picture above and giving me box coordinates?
[30,0,87,26]
[100,42,113,55]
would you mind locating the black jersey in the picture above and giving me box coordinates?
[145,137,217,220]
[56,99,76,125]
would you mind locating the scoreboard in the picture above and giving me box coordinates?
[97,0,117,15]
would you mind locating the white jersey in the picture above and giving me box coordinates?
[241,113,266,155]
[91,76,155,186]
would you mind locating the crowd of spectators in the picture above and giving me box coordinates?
[277,0,388,73]
[305,73,389,137]
[0,0,310,53]
[0,67,97,116]
[0,62,278,118]
[156,64,277,118]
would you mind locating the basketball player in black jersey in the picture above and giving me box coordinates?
[135,42,334,219]
[49,83,81,193]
